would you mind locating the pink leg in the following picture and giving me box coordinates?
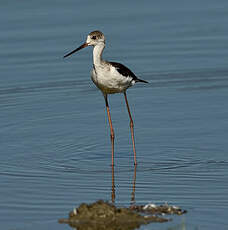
[124,92,137,165]
[104,94,115,166]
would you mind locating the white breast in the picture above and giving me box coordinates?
[91,63,135,94]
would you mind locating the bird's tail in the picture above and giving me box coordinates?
[136,78,148,83]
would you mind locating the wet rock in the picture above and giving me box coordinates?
[59,200,169,230]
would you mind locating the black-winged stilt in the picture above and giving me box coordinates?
[64,30,148,166]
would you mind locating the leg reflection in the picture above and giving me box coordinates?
[110,165,137,205]
[130,164,137,206]
[111,165,115,203]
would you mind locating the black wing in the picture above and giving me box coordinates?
[109,61,148,83]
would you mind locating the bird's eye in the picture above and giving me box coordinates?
[92,35,97,40]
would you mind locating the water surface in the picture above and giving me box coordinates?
[1,1,228,230]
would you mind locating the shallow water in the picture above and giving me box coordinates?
[1,1,228,230]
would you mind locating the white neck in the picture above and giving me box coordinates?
[93,42,105,66]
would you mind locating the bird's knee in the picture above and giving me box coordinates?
[130,120,134,128]
[110,131,115,140]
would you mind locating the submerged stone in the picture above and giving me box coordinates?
[131,203,187,215]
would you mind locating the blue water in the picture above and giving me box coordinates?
[1,1,228,229]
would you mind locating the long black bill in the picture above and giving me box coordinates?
[63,43,88,58]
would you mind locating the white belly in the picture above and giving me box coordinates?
[91,65,134,94]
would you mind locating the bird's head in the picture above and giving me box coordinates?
[86,30,105,46]
[64,30,105,58]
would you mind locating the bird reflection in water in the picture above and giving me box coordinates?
[111,165,137,205]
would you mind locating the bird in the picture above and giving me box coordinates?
[64,30,148,166]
